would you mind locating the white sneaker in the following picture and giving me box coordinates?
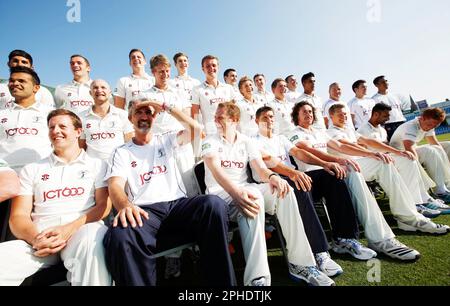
[315,252,343,277]
[250,277,267,286]
[332,238,377,260]
[288,263,335,286]
[368,238,420,261]
[416,204,441,218]
[397,219,449,235]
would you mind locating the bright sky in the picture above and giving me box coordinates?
[1,0,449,104]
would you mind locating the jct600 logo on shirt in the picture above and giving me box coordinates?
[90,132,116,141]
[139,166,167,185]
[5,127,39,138]
[43,187,85,202]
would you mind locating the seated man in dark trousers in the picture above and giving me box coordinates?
[103,98,236,286]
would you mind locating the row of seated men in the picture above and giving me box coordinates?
[0,49,449,286]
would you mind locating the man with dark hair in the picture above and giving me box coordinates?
[0,50,55,109]
[253,74,274,105]
[372,76,406,140]
[348,80,376,129]
[285,75,301,103]
[54,54,94,114]
[0,109,112,285]
[113,49,155,111]
[169,52,200,103]
[0,66,54,172]
[297,72,326,130]
[224,68,242,99]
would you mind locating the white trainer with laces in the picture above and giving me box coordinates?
[288,263,335,286]
[332,238,377,260]
[315,252,343,277]
[368,238,420,261]
[250,277,267,286]
[397,219,449,234]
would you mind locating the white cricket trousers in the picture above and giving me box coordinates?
[344,170,395,243]
[0,219,111,286]
[441,141,450,160]
[214,183,315,286]
[390,156,434,204]
[416,144,450,190]
[356,157,428,223]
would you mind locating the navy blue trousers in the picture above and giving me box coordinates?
[306,169,360,240]
[283,177,329,253]
[103,195,236,286]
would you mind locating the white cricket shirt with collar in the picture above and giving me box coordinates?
[0,102,53,172]
[296,93,326,130]
[322,99,355,130]
[357,121,388,143]
[191,81,238,134]
[287,126,331,172]
[0,83,13,109]
[389,118,434,150]
[114,73,155,110]
[236,98,265,137]
[254,133,295,168]
[54,79,94,114]
[141,86,189,134]
[253,90,274,106]
[267,98,295,136]
[285,90,301,104]
[19,150,108,224]
[201,132,262,195]
[326,125,364,159]
[79,105,134,161]
[0,158,13,172]
[169,75,201,103]
[106,132,187,206]
[348,97,376,129]
[372,93,406,123]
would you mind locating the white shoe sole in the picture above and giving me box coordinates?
[397,222,449,235]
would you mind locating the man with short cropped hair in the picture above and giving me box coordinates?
[54,54,94,114]
[296,72,326,130]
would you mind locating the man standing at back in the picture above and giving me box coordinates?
[114,49,155,111]
[297,72,326,130]
[54,54,94,114]
[0,50,55,109]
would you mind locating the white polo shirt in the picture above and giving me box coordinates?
[0,84,55,109]
[372,93,406,123]
[268,98,295,136]
[19,150,108,223]
[106,132,186,206]
[296,93,326,130]
[169,75,201,103]
[287,126,331,172]
[114,73,155,110]
[201,132,262,194]
[254,133,295,168]
[79,105,134,161]
[0,83,13,108]
[322,99,355,130]
[357,121,388,143]
[192,81,237,134]
[389,118,434,150]
[54,79,94,114]
[348,97,376,129]
[141,86,189,134]
[0,102,53,172]
[286,90,301,104]
[236,98,264,137]
[254,90,274,106]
